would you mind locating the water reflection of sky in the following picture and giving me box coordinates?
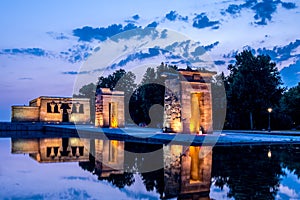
[1,137,300,200]
[276,168,300,200]
[0,138,159,200]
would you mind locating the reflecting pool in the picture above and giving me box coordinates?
[0,137,300,199]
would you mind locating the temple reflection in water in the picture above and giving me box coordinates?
[11,137,212,199]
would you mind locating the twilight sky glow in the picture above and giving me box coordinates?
[0,0,299,121]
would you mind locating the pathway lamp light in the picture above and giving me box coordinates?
[267,108,272,132]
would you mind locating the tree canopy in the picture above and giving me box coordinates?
[281,83,300,127]
[225,50,284,129]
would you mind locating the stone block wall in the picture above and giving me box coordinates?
[95,88,125,128]
[11,106,39,122]
[12,96,91,123]
[163,70,214,134]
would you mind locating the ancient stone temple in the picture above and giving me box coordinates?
[95,88,125,128]
[11,96,90,123]
[163,69,215,134]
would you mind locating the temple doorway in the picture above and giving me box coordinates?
[61,103,71,122]
[109,102,118,128]
[190,93,204,133]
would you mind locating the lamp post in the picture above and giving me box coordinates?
[267,108,272,132]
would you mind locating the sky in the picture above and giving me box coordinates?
[0,0,300,121]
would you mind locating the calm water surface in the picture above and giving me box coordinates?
[0,137,300,200]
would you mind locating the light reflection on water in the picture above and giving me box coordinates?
[0,137,300,199]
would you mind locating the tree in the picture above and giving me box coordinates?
[130,63,178,127]
[97,69,137,123]
[74,82,96,122]
[211,72,227,130]
[226,50,284,129]
[281,83,300,128]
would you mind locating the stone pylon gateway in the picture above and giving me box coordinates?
[163,69,215,134]
[95,88,125,128]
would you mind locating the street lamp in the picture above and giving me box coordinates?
[267,108,272,132]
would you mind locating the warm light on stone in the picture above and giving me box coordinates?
[11,96,90,124]
[163,70,215,134]
[95,88,124,128]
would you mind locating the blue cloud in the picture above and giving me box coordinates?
[160,29,168,39]
[214,60,226,65]
[192,13,220,29]
[281,2,297,9]
[204,41,219,51]
[190,41,219,57]
[252,0,278,25]
[64,44,93,63]
[72,23,141,42]
[224,0,297,25]
[257,39,300,62]
[46,31,69,40]
[226,4,242,15]
[166,11,177,21]
[62,71,90,75]
[0,48,49,57]
[165,10,188,22]
[132,14,140,20]
[0,44,93,64]
[18,77,33,80]
[146,21,158,28]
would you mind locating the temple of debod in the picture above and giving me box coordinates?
[11,69,215,134]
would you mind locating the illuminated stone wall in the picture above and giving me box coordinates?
[95,88,125,128]
[11,96,90,123]
[11,106,40,122]
[163,70,214,134]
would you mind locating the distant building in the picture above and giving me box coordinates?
[95,88,125,128]
[11,96,90,123]
[163,69,215,134]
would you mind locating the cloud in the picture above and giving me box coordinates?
[165,10,188,22]
[224,0,297,25]
[61,44,93,63]
[214,60,226,65]
[160,29,168,39]
[146,21,158,28]
[226,4,243,15]
[281,2,297,9]
[192,13,220,29]
[62,71,90,75]
[132,14,140,20]
[46,31,69,40]
[223,39,300,63]
[0,44,94,64]
[18,77,33,80]
[0,48,49,57]
[252,0,278,25]
[204,41,220,51]
[257,39,300,62]
[72,23,141,42]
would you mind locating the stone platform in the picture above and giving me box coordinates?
[1,122,300,146]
